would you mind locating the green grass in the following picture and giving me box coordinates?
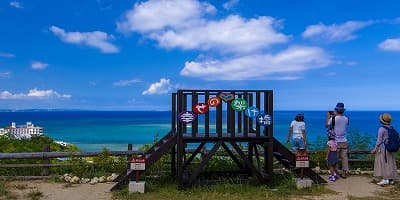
[112,172,336,200]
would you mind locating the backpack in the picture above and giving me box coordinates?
[382,126,400,152]
[327,116,336,138]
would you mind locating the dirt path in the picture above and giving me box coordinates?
[297,176,387,200]
[7,176,392,200]
[9,180,113,200]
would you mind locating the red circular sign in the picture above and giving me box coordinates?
[192,103,209,114]
[207,97,221,107]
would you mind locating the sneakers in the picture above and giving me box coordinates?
[377,179,389,186]
[334,172,339,179]
[328,175,336,182]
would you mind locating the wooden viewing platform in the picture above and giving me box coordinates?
[111,89,326,191]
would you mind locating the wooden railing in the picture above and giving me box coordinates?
[0,144,374,178]
[0,144,144,177]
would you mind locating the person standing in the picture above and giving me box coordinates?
[286,113,307,151]
[326,136,338,182]
[325,102,349,178]
[371,113,398,186]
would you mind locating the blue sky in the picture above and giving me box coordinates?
[1,0,400,111]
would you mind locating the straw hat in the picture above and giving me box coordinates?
[379,113,392,125]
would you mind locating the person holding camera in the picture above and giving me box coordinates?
[325,102,349,178]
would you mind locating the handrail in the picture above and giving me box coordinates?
[0,150,145,159]
[0,149,372,159]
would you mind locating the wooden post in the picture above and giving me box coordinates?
[171,145,176,177]
[127,144,133,168]
[127,144,133,177]
[41,144,50,176]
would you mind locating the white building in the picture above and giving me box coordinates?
[6,122,44,139]
[0,128,9,136]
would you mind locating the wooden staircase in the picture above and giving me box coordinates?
[111,130,177,191]
[272,137,327,184]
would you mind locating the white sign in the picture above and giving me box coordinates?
[295,161,309,168]
[295,155,309,168]
[130,157,146,170]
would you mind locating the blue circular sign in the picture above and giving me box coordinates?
[244,106,260,118]
[256,113,272,126]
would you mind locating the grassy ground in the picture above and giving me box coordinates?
[112,173,336,200]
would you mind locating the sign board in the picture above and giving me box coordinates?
[257,113,272,126]
[295,155,309,168]
[178,111,196,123]
[130,157,146,171]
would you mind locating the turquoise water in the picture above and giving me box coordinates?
[1,111,399,151]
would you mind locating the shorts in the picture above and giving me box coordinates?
[327,151,338,166]
[291,138,305,150]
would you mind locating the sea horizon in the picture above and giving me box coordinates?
[1,110,399,152]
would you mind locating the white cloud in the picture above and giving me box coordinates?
[117,0,216,33]
[0,72,11,78]
[152,15,289,53]
[10,1,22,8]
[119,0,334,81]
[223,0,239,10]
[302,21,373,42]
[379,38,400,51]
[142,78,173,95]
[113,79,142,86]
[0,52,15,58]
[50,26,119,53]
[180,46,331,80]
[118,1,288,54]
[0,89,72,100]
[31,61,48,70]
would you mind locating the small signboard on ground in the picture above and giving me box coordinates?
[130,157,146,170]
[295,155,309,168]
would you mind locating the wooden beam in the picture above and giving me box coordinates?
[183,142,206,169]
[220,142,245,169]
[187,141,223,185]
[230,142,266,183]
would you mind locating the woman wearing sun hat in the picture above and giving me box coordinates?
[371,113,398,186]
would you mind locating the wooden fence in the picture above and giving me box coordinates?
[0,144,373,178]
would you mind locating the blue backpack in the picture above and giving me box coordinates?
[382,126,400,152]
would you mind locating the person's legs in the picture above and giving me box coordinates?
[292,138,304,151]
[338,142,349,177]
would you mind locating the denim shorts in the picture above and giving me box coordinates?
[327,151,338,166]
[291,138,305,150]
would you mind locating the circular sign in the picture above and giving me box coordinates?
[178,111,197,123]
[231,98,248,111]
[193,103,209,114]
[256,113,272,126]
[207,97,221,107]
[245,106,260,118]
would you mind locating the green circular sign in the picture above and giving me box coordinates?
[231,98,248,111]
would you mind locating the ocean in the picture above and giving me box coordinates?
[1,111,399,151]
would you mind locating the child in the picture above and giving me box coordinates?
[326,136,338,182]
